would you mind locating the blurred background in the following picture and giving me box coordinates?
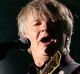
[0,0,80,62]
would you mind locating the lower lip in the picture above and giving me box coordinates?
[40,41,54,46]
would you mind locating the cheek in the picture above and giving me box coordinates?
[25,25,40,42]
[26,29,39,42]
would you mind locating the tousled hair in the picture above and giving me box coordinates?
[17,0,74,55]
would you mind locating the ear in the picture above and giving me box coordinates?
[65,36,71,52]
[62,36,70,55]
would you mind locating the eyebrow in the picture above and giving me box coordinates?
[32,19,40,22]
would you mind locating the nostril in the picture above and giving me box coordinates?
[41,30,45,32]
[41,28,48,32]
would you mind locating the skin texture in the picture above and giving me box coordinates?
[25,11,66,67]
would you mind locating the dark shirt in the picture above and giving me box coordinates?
[0,39,32,74]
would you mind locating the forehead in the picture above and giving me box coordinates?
[26,10,65,29]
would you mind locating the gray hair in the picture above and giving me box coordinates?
[17,0,74,55]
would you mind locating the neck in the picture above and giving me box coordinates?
[60,54,74,67]
[30,50,49,68]
[33,56,49,68]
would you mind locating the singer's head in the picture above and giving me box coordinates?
[17,0,73,67]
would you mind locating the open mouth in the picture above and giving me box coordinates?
[40,36,55,46]
[40,36,57,55]
[41,37,51,43]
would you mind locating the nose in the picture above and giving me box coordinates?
[40,22,48,32]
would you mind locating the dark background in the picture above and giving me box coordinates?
[0,0,80,62]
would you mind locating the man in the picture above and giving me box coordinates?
[0,0,80,74]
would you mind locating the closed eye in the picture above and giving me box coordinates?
[32,20,41,26]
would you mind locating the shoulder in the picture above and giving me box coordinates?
[63,60,80,74]
[72,65,80,74]
[0,38,29,59]
[0,39,31,74]
[0,39,31,63]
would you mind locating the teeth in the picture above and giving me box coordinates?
[51,39,57,43]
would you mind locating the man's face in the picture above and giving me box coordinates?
[25,12,64,59]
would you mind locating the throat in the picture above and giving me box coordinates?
[30,47,49,68]
[33,55,49,68]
